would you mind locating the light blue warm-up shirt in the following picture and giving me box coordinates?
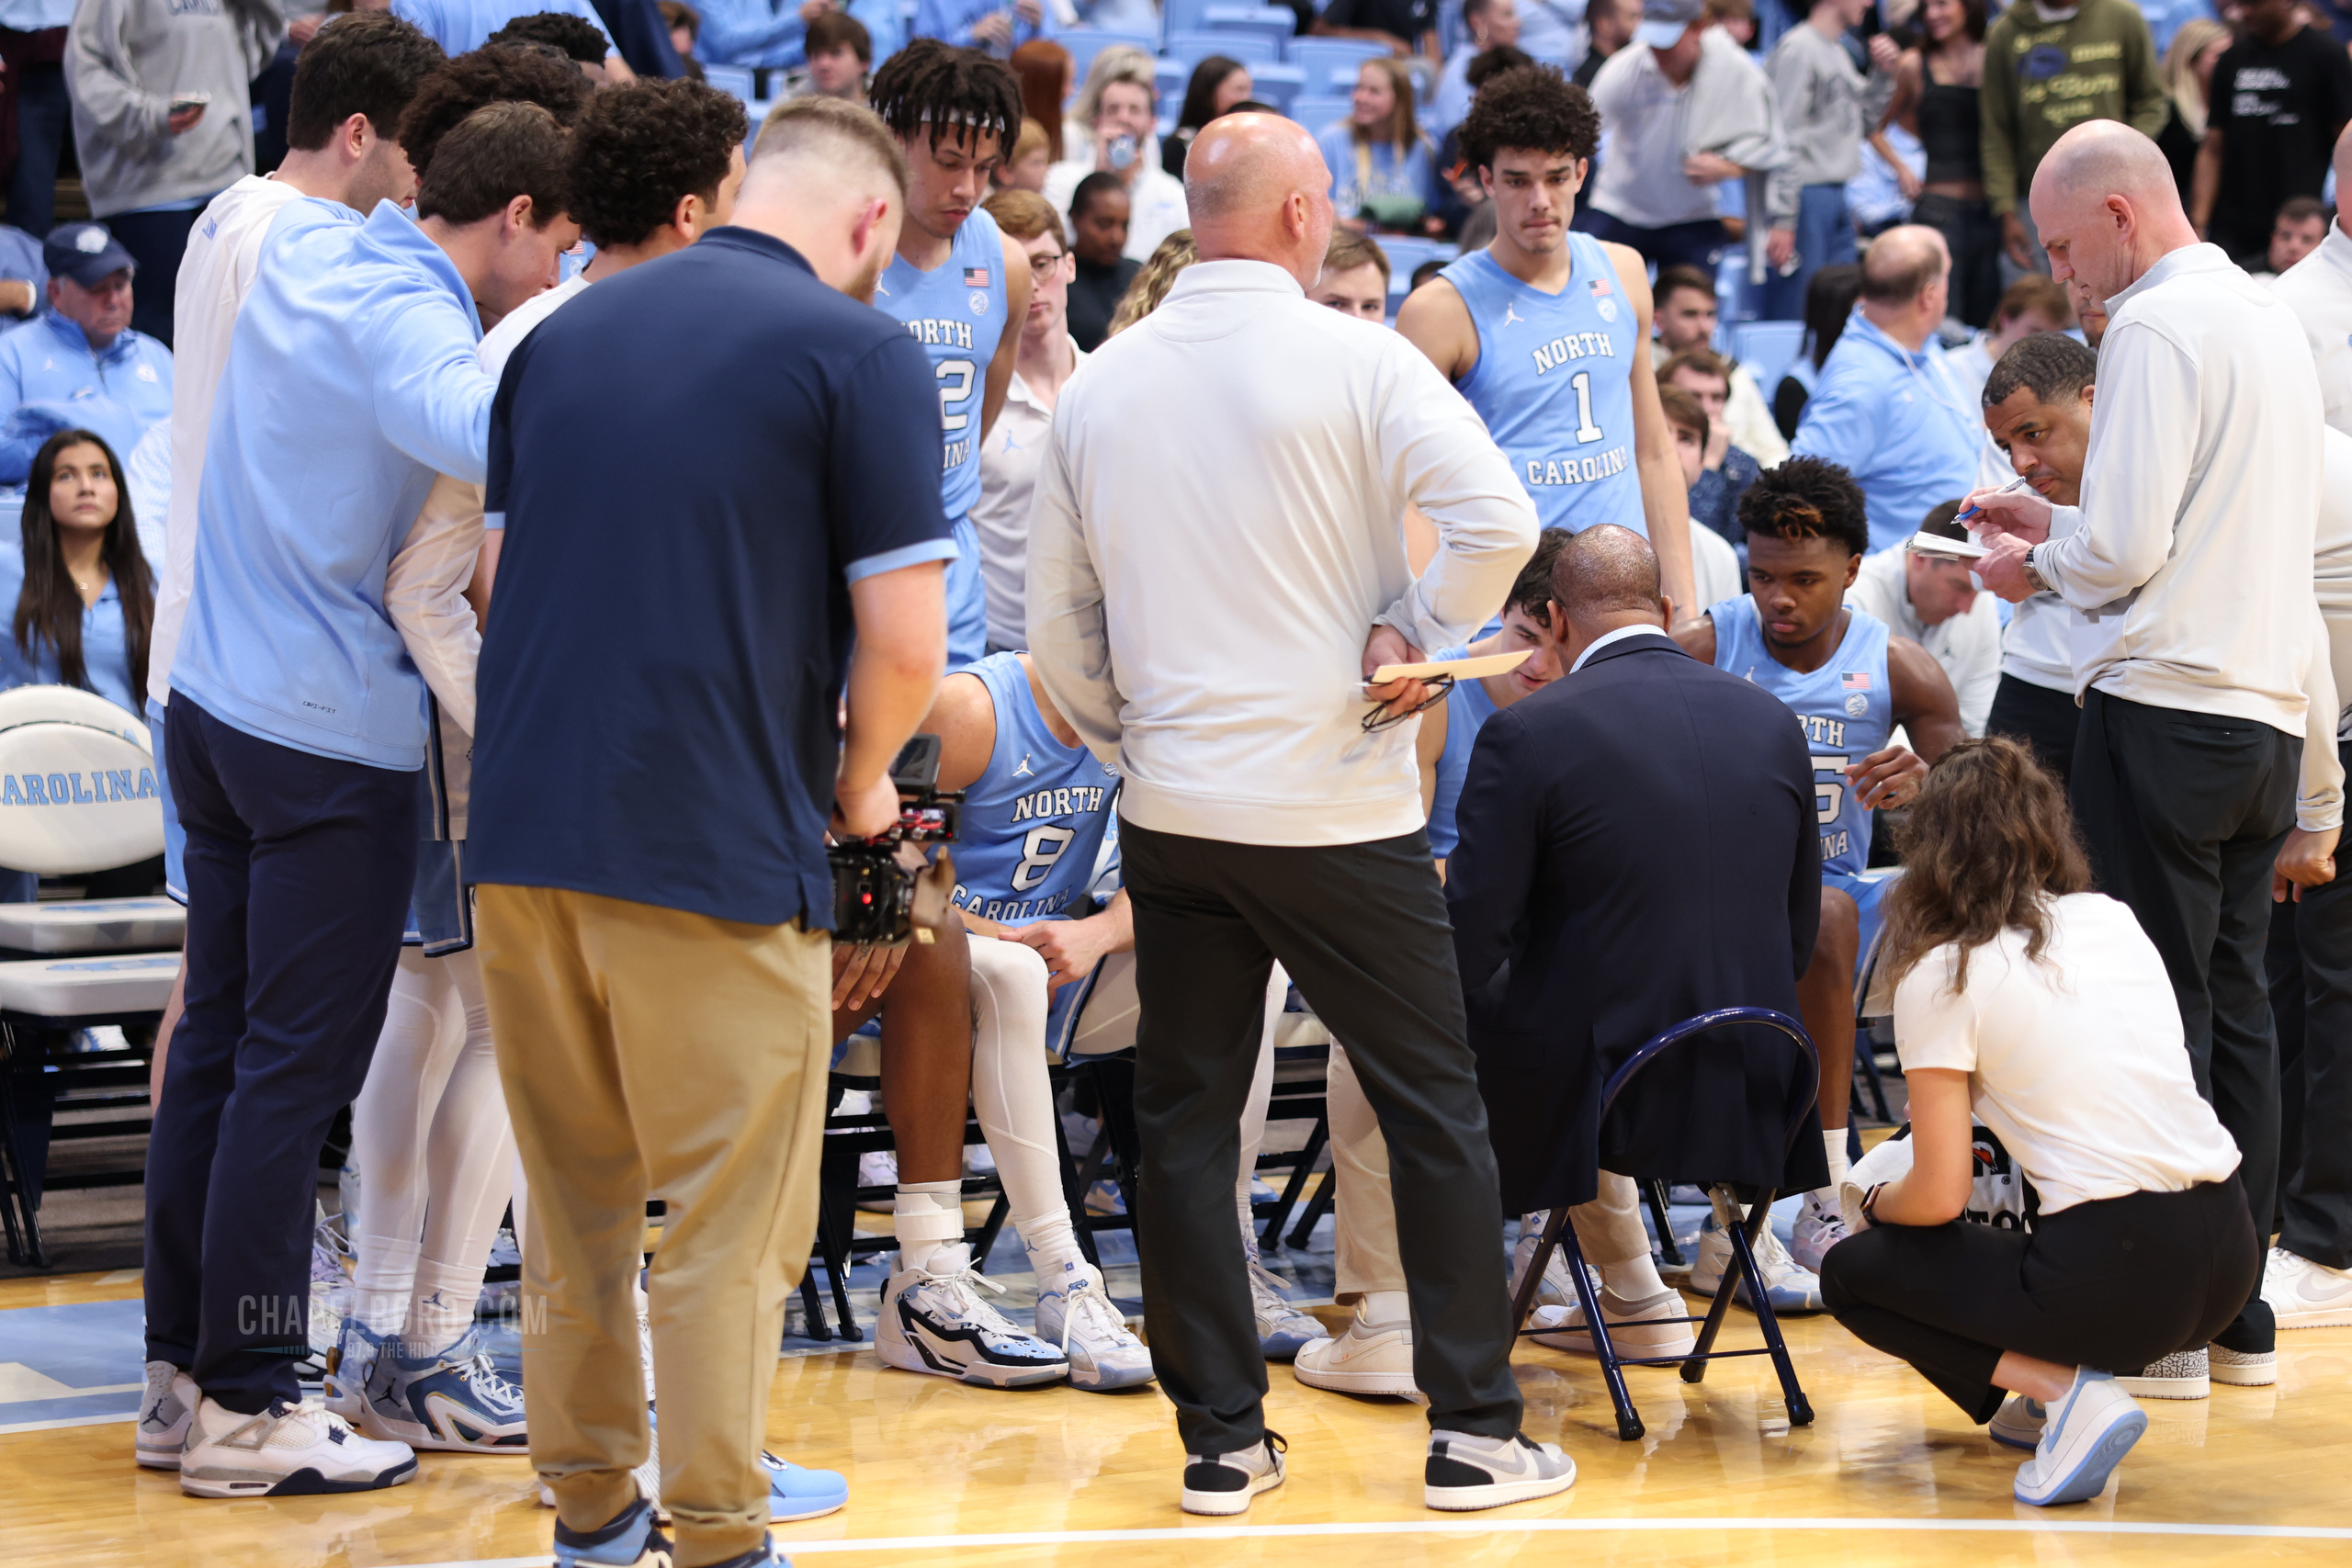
[172,197,493,772]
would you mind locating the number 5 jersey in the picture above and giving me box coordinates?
[1709,598,1893,877]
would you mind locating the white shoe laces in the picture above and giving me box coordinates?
[1055,1277,1139,1355]
[912,1258,1026,1337]
[1248,1258,1306,1325]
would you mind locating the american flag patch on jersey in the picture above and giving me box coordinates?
[1589,276,1612,296]
[964,266,991,287]
[1842,672,1871,690]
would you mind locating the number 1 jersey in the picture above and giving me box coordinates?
[1710,598,1892,877]
[1440,234,1643,536]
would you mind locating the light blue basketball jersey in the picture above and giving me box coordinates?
[1442,234,1643,536]
[950,653,1119,926]
[951,654,1121,1045]
[1426,643,1503,860]
[1710,597,1893,876]
[877,208,1007,669]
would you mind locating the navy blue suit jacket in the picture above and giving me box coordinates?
[1444,629,1830,1213]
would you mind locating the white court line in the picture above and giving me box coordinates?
[0,1410,135,1436]
[379,1515,2352,1566]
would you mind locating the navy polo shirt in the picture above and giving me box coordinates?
[469,228,955,928]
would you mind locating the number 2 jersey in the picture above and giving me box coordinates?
[1439,232,1643,536]
[1710,597,1892,877]
[876,206,1006,666]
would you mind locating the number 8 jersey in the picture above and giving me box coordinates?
[1709,598,1892,877]
[948,653,1120,927]
[1439,231,1642,536]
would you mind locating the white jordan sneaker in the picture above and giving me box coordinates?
[134,1361,198,1470]
[177,1396,416,1498]
[876,1245,1069,1388]
[2114,1348,2208,1400]
[1247,1257,1326,1360]
[2262,1247,2352,1329]
[1424,1429,1576,1510]
[1292,1294,1416,1396]
[1529,1286,1696,1359]
[1507,1217,1586,1311]
[1180,1432,1285,1516]
[1687,1213,1826,1314]
[1788,1192,1850,1274]
[1032,1259,1155,1392]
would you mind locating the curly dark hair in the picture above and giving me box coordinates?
[486,10,607,63]
[397,41,592,183]
[1457,63,1599,173]
[1735,455,1871,558]
[867,36,1021,156]
[567,77,745,247]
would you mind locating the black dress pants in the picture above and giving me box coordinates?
[1119,819,1521,1457]
[1987,672,2078,788]
[145,697,416,1412]
[2071,689,2298,1348]
[2265,745,2352,1270]
[1823,1179,2257,1422]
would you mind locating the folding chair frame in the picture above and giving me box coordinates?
[1507,1006,1821,1442]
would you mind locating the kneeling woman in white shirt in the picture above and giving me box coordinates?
[1822,738,2255,1507]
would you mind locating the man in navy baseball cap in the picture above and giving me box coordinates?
[0,219,172,483]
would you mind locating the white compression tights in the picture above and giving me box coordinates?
[348,947,517,1354]
[966,940,1286,1276]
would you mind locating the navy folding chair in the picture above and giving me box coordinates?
[1508,1006,1820,1441]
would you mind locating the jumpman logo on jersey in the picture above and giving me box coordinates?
[1001,431,1023,454]
[874,279,890,297]
[1500,301,1525,328]
[1013,754,1035,778]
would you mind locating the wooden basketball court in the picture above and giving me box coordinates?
[4,1266,2346,1567]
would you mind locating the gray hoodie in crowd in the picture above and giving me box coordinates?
[1764,19,1894,225]
[65,0,285,220]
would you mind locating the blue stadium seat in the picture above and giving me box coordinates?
[1288,93,1349,131]
[1164,29,1280,67]
[1154,56,1190,104]
[1201,3,1295,51]
[1247,62,1306,112]
[703,62,755,104]
[1288,37,1388,94]
[1060,29,1159,91]
[1730,320,1807,400]
[1161,0,1213,37]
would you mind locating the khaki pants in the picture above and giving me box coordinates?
[1329,1043,1649,1292]
[477,884,831,1568]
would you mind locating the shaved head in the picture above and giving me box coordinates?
[1185,112,1335,287]
[2029,120,2198,304]
[1552,525,1661,621]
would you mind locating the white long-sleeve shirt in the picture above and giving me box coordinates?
[2037,243,2324,737]
[2273,220,2352,438]
[1025,259,1538,846]
[2293,427,2352,830]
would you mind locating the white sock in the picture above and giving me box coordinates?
[894,1180,966,1275]
[1601,1254,1668,1302]
[1819,1128,1850,1201]
[403,1258,481,1355]
[353,1233,421,1336]
[1359,1289,1410,1328]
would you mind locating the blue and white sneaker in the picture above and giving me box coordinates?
[1687,1213,1826,1315]
[2013,1369,2147,1506]
[876,1244,1069,1389]
[1249,1258,1325,1360]
[134,1361,198,1470]
[761,1447,848,1520]
[322,1315,383,1430]
[553,1495,673,1567]
[359,1326,528,1451]
[1988,1393,2046,1450]
[1033,1259,1156,1392]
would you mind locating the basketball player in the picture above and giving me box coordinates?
[1673,457,1963,1289]
[1396,63,1698,622]
[894,651,1157,1391]
[868,39,1034,671]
